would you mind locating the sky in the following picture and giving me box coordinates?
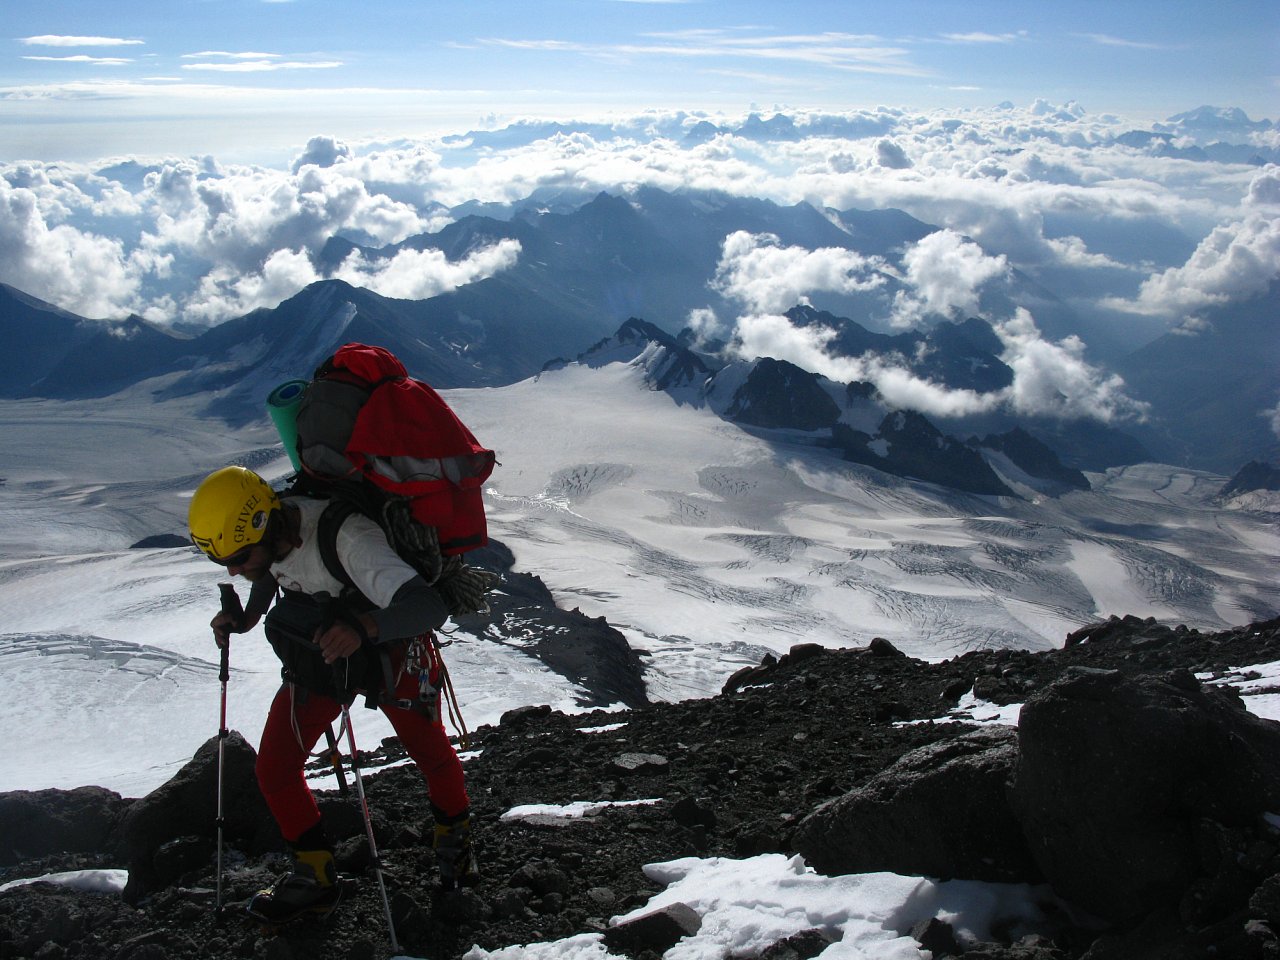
[2,0,1277,163]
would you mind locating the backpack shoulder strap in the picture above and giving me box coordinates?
[316,498,361,595]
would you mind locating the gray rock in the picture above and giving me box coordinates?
[613,753,670,774]
[500,704,553,727]
[603,902,702,953]
[118,731,276,904]
[1011,667,1280,924]
[911,917,961,956]
[758,928,838,960]
[868,637,905,658]
[0,785,130,867]
[509,860,570,896]
[1251,875,1280,924]
[794,726,1037,882]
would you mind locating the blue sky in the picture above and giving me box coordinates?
[2,0,1276,162]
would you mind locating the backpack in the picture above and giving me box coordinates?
[288,342,498,617]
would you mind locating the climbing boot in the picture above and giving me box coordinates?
[246,848,343,924]
[433,811,479,890]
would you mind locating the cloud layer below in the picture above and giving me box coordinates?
[0,103,1274,428]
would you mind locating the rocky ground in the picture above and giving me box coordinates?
[4,614,1280,960]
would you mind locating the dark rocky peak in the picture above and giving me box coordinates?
[681,119,720,145]
[1222,461,1280,497]
[917,319,1013,393]
[827,207,936,257]
[420,214,531,260]
[28,314,188,399]
[318,215,532,273]
[614,317,679,349]
[846,380,879,402]
[725,357,841,431]
[928,316,1005,359]
[835,410,1013,496]
[0,282,85,319]
[575,318,716,391]
[976,427,1090,492]
[786,306,1013,395]
[0,284,97,395]
[784,307,1011,394]
[539,191,641,237]
[785,304,919,360]
[737,112,800,141]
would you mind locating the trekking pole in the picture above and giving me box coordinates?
[214,582,242,917]
[340,703,401,954]
[315,593,399,953]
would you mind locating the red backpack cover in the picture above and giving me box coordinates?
[294,343,495,556]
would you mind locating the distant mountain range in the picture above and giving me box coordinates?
[568,317,1091,498]
[2,185,1274,474]
[1115,282,1280,471]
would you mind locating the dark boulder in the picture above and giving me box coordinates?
[118,731,276,904]
[759,928,839,960]
[603,902,702,954]
[0,786,130,867]
[793,726,1038,883]
[1011,667,1280,924]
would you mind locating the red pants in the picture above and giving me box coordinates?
[256,652,469,842]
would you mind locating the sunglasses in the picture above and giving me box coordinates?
[192,536,255,568]
[213,546,256,568]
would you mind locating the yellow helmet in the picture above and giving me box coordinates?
[188,466,280,562]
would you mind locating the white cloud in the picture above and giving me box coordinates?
[0,105,1269,341]
[731,311,996,416]
[332,239,522,301]
[1076,33,1169,51]
[1115,169,1280,315]
[890,229,1009,327]
[1247,164,1280,207]
[712,231,887,314]
[182,60,343,73]
[874,139,912,169]
[1265,400,1280,440]
[686,307,726,346]
[292,135,353,173]
[183,247,319,323]
[21,36,143,47]
[711,227,1141,423]
[22,56,133,66]
[941,32,1022,44]
[1044,235,1129,269]
[0,179,139,318]
[479,30,930,78]
[181,240,522,322]
[181,51,282,60]
[995,309,1147,422]
[138,161,427,276]
[727,305,1145,423]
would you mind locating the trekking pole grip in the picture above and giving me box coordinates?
[218,582,242,680]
